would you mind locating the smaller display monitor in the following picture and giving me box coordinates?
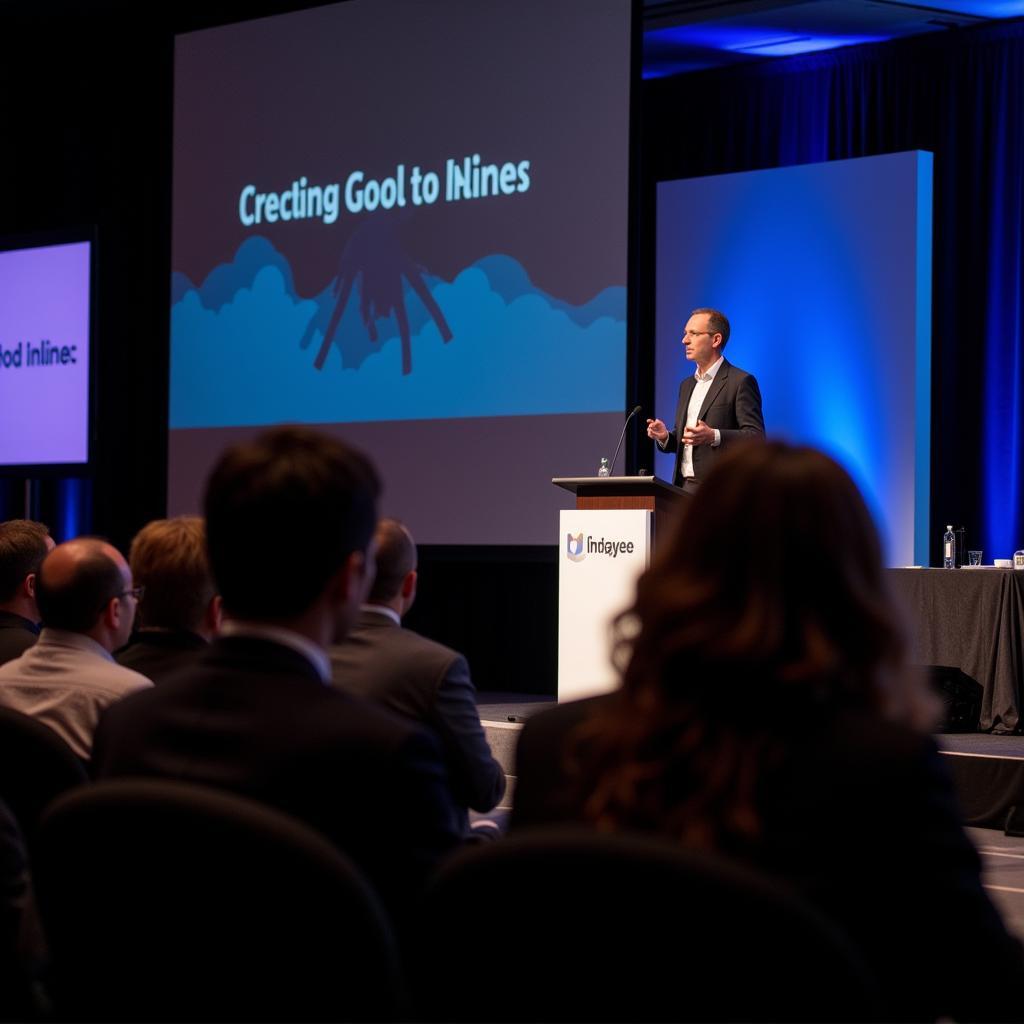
[0,236,93,472]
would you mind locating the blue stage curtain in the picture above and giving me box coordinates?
[644,19,1024,562]
[0,478,91,542]
[53,478,91,542]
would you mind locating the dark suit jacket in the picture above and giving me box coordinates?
[115,629,207,683]
[330,610,505,828]
[93,635,463,916]
[661,358,764,484]
[511,695,1024,1022]
[0,613,39,668]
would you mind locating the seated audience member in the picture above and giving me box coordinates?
[512,442,1024,1022]
[92,427,463,914]
[0,521,54,667]
[330,518,505,831]
[116,516,221,681]
[0,539,151,760]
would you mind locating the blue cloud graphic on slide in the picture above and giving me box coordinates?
[170,240,625,428]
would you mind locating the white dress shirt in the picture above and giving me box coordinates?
[360,604,402,626]
[678,356,723,479]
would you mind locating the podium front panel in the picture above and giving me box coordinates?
[558,509,652,701]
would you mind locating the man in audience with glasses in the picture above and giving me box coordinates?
[0,538,151,760]
[93,427,463,917]
[0,520,54,667]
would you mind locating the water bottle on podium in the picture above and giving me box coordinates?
[943,525,955,569]
[597,457,610,478]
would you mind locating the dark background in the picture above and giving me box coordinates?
[1,1,1022,695]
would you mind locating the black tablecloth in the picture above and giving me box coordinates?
[888,568,1024,734]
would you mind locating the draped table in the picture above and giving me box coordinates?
[887,568,1024,734]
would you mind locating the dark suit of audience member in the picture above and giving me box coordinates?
[0,521,53,668]
[510,693,611,830]
[116,629,207,682]
[96,632,461,914]
[512,443,1024,1022]
[330,520,505,831]
[115,516,221,683]
[93,428,463,917]
[0,615,38,670]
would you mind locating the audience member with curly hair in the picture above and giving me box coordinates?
[513,441,1024,1020]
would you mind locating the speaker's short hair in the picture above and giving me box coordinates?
[36,540,125,632]
[0,520,51,603]
[691,308,731,347]
[367,519,416,603]
[204,427,380,620]
[129,517,214,632]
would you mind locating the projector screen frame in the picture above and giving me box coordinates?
[165,0,642,544]
[622,0,644,477]
[0,225,97,478]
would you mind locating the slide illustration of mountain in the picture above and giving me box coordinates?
[170,239,626,428]
[313,217,453,375]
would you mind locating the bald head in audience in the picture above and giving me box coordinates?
[37,538,139,652]
[0,537,151,760]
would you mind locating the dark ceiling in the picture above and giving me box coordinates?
[642,0,1024,76]
[0,0,1020,79]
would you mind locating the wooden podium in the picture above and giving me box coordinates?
[551,476,686,701]
[552,475,686,536]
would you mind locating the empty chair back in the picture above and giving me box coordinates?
[414,827,879,1023]
[0,798,38,1021]
[0,706,87,853]
[35,778,405,1022]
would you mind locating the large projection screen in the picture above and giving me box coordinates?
[168,0,632,543]
[655,152,933,566]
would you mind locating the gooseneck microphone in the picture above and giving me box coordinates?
[608,405,642,476]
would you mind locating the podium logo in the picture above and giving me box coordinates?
[566,533,636,561]
[566,532,586,562]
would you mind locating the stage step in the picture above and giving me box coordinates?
[477,693,552,811]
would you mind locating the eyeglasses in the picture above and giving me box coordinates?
[119,585,145,602]
[684,330,714,339]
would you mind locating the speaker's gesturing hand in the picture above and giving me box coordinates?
[646,418,668,443]
[683,420,715,447]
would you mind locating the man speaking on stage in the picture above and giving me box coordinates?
[647,307,765,493]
